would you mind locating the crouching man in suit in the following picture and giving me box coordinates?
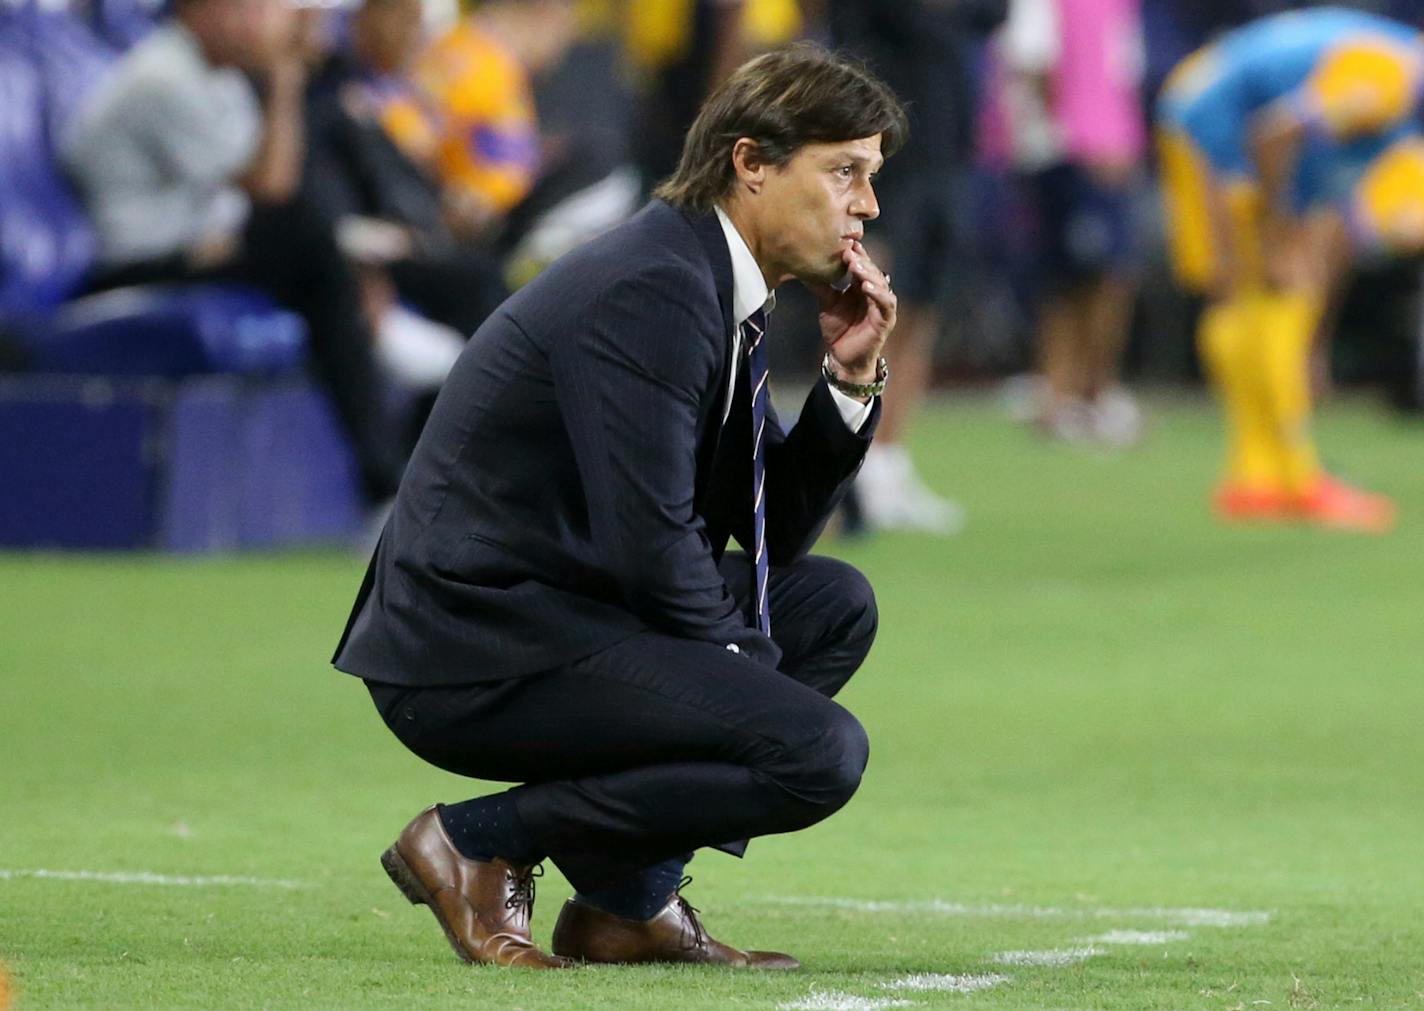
[333,43,907,969]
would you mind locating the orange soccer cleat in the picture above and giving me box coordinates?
[1213,483,1294,523]
[1293,476,1397,534]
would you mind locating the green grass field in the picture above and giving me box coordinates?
[6,393,1424,1010]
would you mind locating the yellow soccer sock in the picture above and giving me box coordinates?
[1197,296,1280,490]
[1253,290,1323,494]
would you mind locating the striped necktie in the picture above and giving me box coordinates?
[742,307,771,636]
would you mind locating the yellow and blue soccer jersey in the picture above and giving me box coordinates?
[412,21,541,214]
[1342,133,1424,253]
[1160,7,1424,179]
[1291,126,1401,213]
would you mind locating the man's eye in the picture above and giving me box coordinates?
[837,166,854,178]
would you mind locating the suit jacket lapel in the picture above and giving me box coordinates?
[681,205,738,498]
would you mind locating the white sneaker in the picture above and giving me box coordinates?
[1090,386,1144,448]
[1000,373,1046,423]
[855,444,966,535]
[1037,398,1096,443]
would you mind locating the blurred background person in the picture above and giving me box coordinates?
[829,0,1007,535]
[303,0,507,416]
[409,0,566,240]
[1157,6,1424,533]
[305,0,510,340]
[618,0,804,195]
[305,0,639,426]
[409,0,640,286]
[985,0,1146,446]
[409,0,579,242]
[61,0,406,506]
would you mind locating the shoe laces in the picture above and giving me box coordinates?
[504,862,543,914]
[673,875,707,952]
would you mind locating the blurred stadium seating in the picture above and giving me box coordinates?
[0,1,363,551]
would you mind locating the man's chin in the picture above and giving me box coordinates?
[794,260,852,290]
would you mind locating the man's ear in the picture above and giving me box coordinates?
[731,137,768,194]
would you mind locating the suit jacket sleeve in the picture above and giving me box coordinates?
[549,264,781,666]
[765,380,880,562]
[706,379,880,567]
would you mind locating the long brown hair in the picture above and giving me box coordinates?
[654,43,908,215]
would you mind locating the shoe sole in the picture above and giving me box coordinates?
[380,844,477,965]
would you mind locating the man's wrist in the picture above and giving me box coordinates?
[830,356,877,384]
[822,352,888,399]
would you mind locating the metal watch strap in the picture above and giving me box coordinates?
[821,352,889,398]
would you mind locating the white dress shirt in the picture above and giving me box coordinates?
[714,207,873,432]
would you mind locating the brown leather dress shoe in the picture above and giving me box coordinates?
[380,806,571,969]
[550,884,800,969]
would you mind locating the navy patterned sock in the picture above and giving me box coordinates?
[436,794,542,866]
[575,855,690,921]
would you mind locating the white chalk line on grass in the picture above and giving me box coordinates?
[772,906,1215,1008]
[778,972,1013,1009]
[985,928,1195,972]
[1086,929,1192,945]
[0,869,304,889]
[759,895,1270,928]
[879,974,1011,994]
[777,994,915,1011]
[990,946,1103,967]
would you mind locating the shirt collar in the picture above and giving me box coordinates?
[714,205,775,325]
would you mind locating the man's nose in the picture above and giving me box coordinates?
[851,181,879,221]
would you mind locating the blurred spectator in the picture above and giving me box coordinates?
[1157,7,1424,532]
[621,0,804,192]
[386,0,639,286]
[61,0,404,505]
[304,0,509,339]
[985,0,1146,445]
[829,0,1006,534]
[408,0,580,241]
[533,0,635,181]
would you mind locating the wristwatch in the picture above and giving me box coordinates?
[821,352,889,398]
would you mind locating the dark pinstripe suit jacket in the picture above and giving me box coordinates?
[332,200,879,686]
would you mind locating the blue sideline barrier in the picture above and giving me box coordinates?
[0,374,363,551]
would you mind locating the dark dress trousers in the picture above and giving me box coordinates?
[333,200,881,889]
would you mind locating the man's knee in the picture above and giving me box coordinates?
[808,556,879,666]
[834,560,878,656]
[822,707,871,807]
[778,703,870,813]
[797,558,871,652]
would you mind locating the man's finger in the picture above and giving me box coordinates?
[861,278,896,317]
[849,244,889,288]
[848,259,886,290]
[851,240,886,272]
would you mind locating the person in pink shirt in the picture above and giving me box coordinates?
[986,0,1146,444]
